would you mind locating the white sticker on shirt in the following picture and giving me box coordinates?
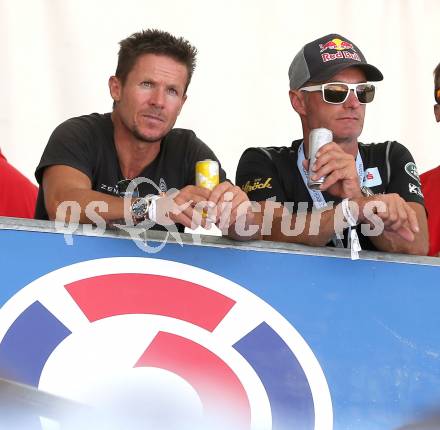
[363,167,382,187]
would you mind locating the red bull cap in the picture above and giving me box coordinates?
[289,33,383,90]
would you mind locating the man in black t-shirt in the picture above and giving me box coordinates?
[236,34,428,255]
[35,29,256,240]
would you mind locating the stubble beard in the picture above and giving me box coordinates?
[333,123,364,146]
[116,107,174,144]
[130,112,178,145]
[131,124,167,144]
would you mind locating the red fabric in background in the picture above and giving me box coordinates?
[421,166,440,256]
[0,151,38,219]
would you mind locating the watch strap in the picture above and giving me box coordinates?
[360,186,374,197]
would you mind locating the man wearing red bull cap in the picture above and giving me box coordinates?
[236,33,428,255]
[420,62,440,257]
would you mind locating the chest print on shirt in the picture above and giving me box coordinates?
[241,178,273,193]
[100,183,118,195]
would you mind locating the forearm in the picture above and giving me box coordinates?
[226,209,262,241]
[353,198,429,256]
[43,166,130,224]
[258,201,345,246]
[367,233,428,255]
[45,188,127,224]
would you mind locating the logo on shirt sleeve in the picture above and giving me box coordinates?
[241,178,272,193]
[409,183,424,198]
[405,162,421,185]
[363,168,382,187]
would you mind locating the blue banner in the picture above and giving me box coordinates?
[0,227,439,430]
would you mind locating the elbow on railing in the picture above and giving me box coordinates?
[46,198,82,224]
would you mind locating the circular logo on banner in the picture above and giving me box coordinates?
[0,258,333,430]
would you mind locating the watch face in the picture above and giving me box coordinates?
[131,198,149,220]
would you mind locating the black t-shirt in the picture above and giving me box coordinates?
[35,113,226,228]
[236,139,425,250]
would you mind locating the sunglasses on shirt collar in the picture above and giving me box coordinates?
[116,179,140,197]
[300,82,376,104]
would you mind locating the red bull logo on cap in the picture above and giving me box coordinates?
[319,38,361,63]
[319,38,356,53]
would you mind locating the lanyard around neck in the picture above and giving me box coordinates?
[297,141,365,208]
[296,141,365,248]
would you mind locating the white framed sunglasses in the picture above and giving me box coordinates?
[300,82,376,104]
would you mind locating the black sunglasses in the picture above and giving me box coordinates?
[115,179,139,197]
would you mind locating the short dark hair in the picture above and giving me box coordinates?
[435,62,440,88]
[115,29,197,92]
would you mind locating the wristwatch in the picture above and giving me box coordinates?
[360,186,374,197]
[131,197,151,223]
